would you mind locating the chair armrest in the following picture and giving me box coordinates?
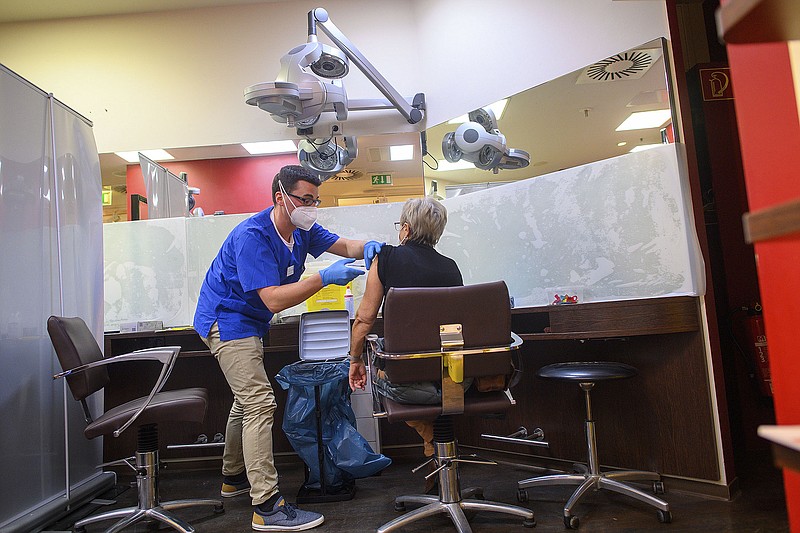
[510,332,523,348]
[53,346,181,437]
[365,336,387,418]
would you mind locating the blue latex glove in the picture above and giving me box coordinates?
[320,258,365,286]
[363,240,384,270]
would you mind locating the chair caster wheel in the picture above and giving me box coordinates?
[394,501,406,512]
[564,515,580,529]
[214,503,225,514]
[523,517,536,528]
[653,481,665,494]
[517,488,528,502]
[657,510,672,523]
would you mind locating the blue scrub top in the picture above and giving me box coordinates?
[193,206,339,341]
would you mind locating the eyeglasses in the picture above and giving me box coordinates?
[285,191,322,207]
[394,221,404,231]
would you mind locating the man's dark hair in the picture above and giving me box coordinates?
[271,165,322,203]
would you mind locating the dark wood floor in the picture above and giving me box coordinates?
[45,452,789,532]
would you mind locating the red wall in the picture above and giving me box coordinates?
[126,153,299,219]
[727,41,800,528]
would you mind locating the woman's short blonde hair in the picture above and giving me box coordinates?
[400,197,448,246]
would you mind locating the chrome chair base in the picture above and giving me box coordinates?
[75,450,223,533]
[518,469,669,513]
[378,441,535,533]
[517,416,671,528]
[379,496,536,533]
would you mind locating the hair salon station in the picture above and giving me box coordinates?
[0,1,798,532]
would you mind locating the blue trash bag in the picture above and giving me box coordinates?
[275,360,391,489]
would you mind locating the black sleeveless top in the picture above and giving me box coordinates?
[376,242,463,298]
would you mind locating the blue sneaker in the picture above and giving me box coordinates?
[252,495,324,531]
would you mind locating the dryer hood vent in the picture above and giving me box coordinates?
[329,168,363,181]
[576,48,662,84]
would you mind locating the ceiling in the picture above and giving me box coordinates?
[0,0,284,23]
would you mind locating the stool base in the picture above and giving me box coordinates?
[518,468,670,514]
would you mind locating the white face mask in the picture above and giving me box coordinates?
[289,206,318,231]
[279,181,318,231]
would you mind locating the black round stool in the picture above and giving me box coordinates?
[517,362,672,529]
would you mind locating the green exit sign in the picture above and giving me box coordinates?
[102,189,112,206]
[371,174,393,186]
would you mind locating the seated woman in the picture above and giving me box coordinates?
[348,197,464,463]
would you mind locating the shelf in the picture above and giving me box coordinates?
[759,425,800,472]
[717,0,800,43]
[743,196,800,243]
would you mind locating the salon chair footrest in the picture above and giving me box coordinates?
[482,426,549,448]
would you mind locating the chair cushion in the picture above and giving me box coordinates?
[537,361,637,382]
[85,387,208,439]
[382,390,512,424]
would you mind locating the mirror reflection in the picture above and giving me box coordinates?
[423,38,673,197]
[100,38,672,221]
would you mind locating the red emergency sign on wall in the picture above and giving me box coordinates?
[700,67,734,101]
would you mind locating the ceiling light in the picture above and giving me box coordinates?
[615,109,672,131]
[617,141,627,147]
[629,143,663,153]
[389,144,414,161]
[242,140,297,155]
[115,149,174,163]
[436,160,475,171]
[448,99,508,124]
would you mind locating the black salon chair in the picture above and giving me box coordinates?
[516,361,671,529]
[367,281,536,533]
[47,316,223,533]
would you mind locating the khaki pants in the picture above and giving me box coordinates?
[201,322,278,506]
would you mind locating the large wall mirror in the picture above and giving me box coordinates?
[422,38,675,197]
[101,38,674,218]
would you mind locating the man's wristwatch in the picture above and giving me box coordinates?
[348,352,363,364]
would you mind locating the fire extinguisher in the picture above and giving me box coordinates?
[735,303,772,398]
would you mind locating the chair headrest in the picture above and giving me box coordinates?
[382,281,511,354]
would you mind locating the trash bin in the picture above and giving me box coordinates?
[275,310,391,503]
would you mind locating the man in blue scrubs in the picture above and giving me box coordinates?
[194,165,381,531]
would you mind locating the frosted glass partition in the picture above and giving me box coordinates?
[1,64,106,531]
[438,144,705,306]
[315,202,403,258]
[140,153,189,219]
[103,144,703,330]
[185,214,251,319]
[104,217,192,332]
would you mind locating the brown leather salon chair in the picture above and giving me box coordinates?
[47,316,223,533]
[367,281,536,533]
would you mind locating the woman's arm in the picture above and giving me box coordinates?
[349,257,384,390]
